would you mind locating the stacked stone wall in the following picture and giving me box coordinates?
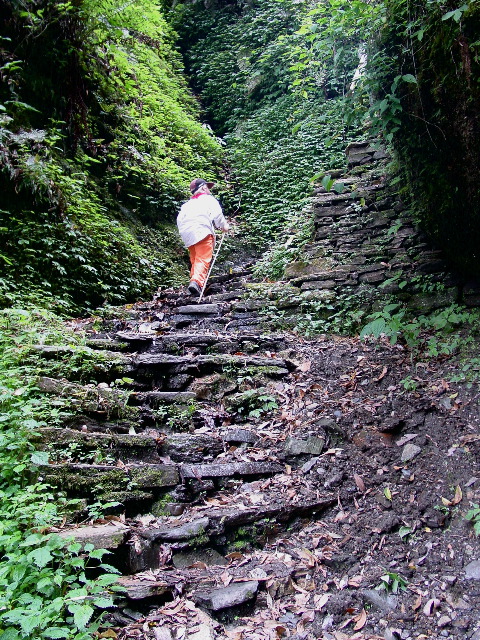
[282,141,480,316]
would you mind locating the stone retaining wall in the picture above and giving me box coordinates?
[282,141,480,317]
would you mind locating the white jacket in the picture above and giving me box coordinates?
[177,194,228,248]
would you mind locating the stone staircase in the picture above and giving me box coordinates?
[34,265,338,629]
[33,144,480,638]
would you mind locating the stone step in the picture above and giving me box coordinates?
[129,391,197,405]
[122,493,334,581]
[33,345,131,364]
[175,303,226,315]
[141,331,288,353]
[208,269,252,284]
[180,461,283,480]
[40,458,287,510]
[133,353,292,377]
[35,428,226,464]
[57,522,130,549]
[34,428,160,463]
[40,462,180,507]
[86,338,130,351]
[55,493,334,577]
[37,348,292,390]
[37,377,131,417]
[205,290,247,302]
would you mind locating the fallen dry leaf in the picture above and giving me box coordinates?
[374,366,388,382]
[451,485,463,505]
[348,575,363,588]
[338,617,354,629]
[225,552,245,562]
[220,571,233,586]
[413,594,422,611]
[298,360,311,372]
[353,473,366,492]
[353,608,367,631]
[295,548,316,567]
[314,593,329,609]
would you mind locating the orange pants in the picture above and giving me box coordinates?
[188,234,214,287]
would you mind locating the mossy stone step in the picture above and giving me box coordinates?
[57,522,130,549]
[37,377,131,417]
[116,331,158,342]
[176,304,224,315]
[34,428,160,462]
[129,391,197,405]
[41,462,180,497]
[205,290,247,302]
[33,345,130,364]
[134,353,292,376]
[86,338,129,351]
[140,517,209,543]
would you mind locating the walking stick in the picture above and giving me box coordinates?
[198,232,226,303]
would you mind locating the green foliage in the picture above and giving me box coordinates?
[465,504,480,536]
[282,0,480,275]
[375,0,480,274]
[293,290,370,338]
[360,303,479,356]
[226,388,278,419]
[253,210,315,280]
[376,571,408,594]
[0,307,122,638]
[0,0,223,312]
[152,401,198,432]
[226,96,351,248]
[449,357,480,388]
[173,0,302,135]
[174,0,362,255]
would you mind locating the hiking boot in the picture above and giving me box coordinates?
[188,281,202,297]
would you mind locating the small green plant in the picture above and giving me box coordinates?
[376,571,408,594]
[400,376,418,392]
[226,389,278,419]
[85,500,121,522]
[152,401,197,432]
[450,357,480,389]
[398,525,412,541]
[465,504,480,536]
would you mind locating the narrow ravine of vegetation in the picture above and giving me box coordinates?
[1,0,480,637]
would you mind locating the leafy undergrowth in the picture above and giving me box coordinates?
[1,0,223,313]
[174,0,363,264]
[0,308,121,639]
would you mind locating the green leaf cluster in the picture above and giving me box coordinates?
[0,0,224,312]
[0,308,123,638]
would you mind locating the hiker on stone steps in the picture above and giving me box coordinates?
[177,178,230,297]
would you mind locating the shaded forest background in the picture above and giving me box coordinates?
[2,0,479,314]
[1,1,480,638]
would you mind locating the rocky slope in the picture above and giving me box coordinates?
[35,146,480,640]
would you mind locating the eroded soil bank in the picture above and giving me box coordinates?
[108,326,480,640]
